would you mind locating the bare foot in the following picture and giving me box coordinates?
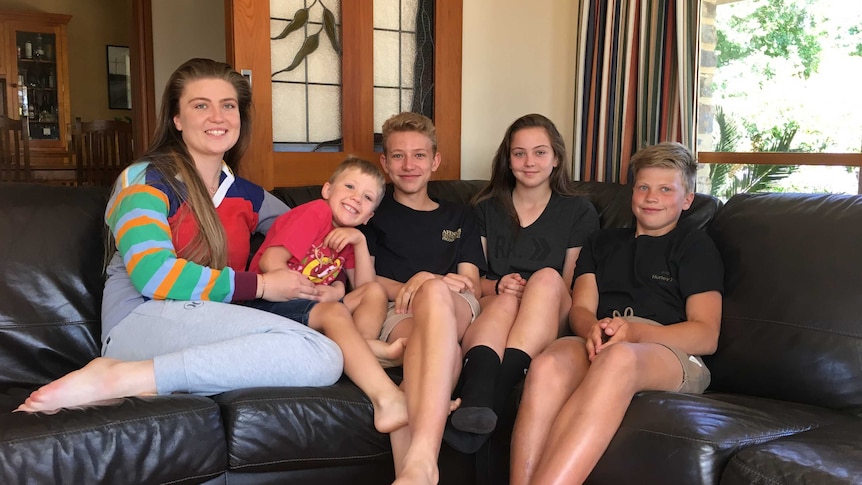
[449,397,461,414]
[371,387,409,433]
[392,458,438,485]
[15,357,156,413]
[368,337,407,368]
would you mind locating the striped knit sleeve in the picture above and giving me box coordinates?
[105,177,247,302]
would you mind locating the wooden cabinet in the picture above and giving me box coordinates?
[1,10,71,165]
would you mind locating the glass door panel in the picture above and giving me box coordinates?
[271,0,343,152]
[372,0,433,152]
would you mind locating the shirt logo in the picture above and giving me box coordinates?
[290,244,344,285]
[651,272,673,283]
[441,228,462,243]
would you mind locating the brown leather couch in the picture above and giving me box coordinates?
[1,180,860,485]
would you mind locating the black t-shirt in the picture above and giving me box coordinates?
[475,192,598,280]
[362,192,487,283]
[573,222,724,325]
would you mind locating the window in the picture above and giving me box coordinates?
[697,0,862,199]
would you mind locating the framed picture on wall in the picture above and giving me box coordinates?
[107,45,131,110]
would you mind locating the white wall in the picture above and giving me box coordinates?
[151,0,225,111]
[461,0,578,180]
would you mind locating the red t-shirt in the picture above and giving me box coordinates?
[249,199,355,285]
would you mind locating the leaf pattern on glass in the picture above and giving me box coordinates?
[272,1,340,77]
[276,33,321,74]
[272,7,309,40]
[323,7,340,55]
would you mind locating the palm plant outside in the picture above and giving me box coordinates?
[709,106,798,202]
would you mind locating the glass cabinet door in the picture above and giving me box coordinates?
[16,30,60,141]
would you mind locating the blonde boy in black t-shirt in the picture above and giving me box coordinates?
[362,112,486,485]
[510,142,724,485]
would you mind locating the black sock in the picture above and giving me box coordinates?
[449,345,501,435]
[492,347,532,414]
[455,345,501,409]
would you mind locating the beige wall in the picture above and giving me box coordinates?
[151,0,225,112]
[461,0,578,180]
[0,0,132,121]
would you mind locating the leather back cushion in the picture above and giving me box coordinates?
[272,179,720,231]
[705,193,862,414]
[0,183,107,390]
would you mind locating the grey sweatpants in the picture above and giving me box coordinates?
[102,299,344,395]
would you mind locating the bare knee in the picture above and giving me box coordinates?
[489,292,520,314]
[521,268,568,308]
[354,281,387,303]
[528,350,576,387]
[412,278,454,313]
[310,302,351,331]
[525,267,563,289]
[590,343,640,389]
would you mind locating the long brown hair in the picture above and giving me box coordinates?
[472,114,580,229]
[127,58,253,268]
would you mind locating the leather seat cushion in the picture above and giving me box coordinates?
[0,392,226,485]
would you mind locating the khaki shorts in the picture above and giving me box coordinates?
[379,291,481,342]
[566,311,711,394]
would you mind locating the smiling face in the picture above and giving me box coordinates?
[632,166,695,237]
[380,130,440,196]
[509,127,558,190]
[322,167,383,227]
[172,78,240,165]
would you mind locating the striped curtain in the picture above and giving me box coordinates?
[572,0,700,183]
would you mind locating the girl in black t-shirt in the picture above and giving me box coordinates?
[443,114,598,453]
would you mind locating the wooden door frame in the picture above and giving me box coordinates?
[130,0,155,159]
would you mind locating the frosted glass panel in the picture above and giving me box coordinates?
[271,0,340,19]
[309,85,342,142]
[374,0,400,30]
[270,0,342,150]
[374,31,400,88]
[400,33,415,89]
[375,87,400,133]
[306,46,341,85]
[401,0,417,31]
[373,0,427,151]
[401,88,414,112]
[272,82,307,142]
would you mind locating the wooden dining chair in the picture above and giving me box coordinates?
[0,116,32,183]
[72,118,134,187]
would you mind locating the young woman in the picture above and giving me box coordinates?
[444,114,599,453]
[17,58,343,413]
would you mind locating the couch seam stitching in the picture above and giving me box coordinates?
[2,406,220,444]
[229,451,392,469]
[721,315,862,338]
[622,425,815,446]
[726,454,784,485]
